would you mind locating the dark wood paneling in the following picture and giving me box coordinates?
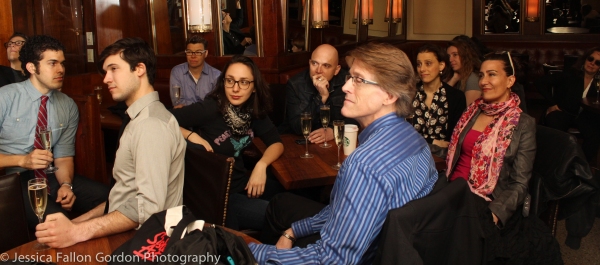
[95,0,124,55]
[0,0,14,66]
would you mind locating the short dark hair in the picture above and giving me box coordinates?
[417,43,453,81]
[483,51,517,77]
[98,38,157,85]
[291,37,305,51]
[208,55,272,118]
[19,35,65,78]
[8,32,28,42]
[186,35,208,49]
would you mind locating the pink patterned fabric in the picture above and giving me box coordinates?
[34,95,49,180]
[446,93,522,200]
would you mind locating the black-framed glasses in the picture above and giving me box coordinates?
[185,50,207,56]
[345,75,379,87]
[587,56,600,67]
[224,78,254,89]
[4,40,25,48]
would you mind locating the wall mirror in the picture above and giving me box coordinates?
[483,0,521,34]
[218,0,263,56]
[544,0,599,34]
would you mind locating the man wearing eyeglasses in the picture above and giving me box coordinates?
[279,44,353,143]
[0,33,28,88]
[169,35,220,109]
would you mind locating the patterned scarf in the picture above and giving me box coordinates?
[446,93,522,200]
[223,102,252,138]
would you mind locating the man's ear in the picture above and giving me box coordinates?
[26,62,36,75]
[135,63,147,78]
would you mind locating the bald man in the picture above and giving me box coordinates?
[279,44,352,143]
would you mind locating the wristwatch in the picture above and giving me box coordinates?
[61,182,73,190]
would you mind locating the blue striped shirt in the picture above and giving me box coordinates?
[249,113,438,264]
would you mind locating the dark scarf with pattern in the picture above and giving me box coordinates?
[223,102,252,138]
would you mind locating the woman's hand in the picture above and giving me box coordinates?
[492,213,499,225]
[188,133,213,152]
[246,162,267,198]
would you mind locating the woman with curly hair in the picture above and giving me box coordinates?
[446,38,482,106]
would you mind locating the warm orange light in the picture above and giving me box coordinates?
[353,0,373,25]
[302,0,329,28]
[385,0,402,23]
[526,0,539,22]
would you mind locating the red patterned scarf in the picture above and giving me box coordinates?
[446,93,522,200]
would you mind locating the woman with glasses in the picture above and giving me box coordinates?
[0,32,27,88]
[446,52,561,263]
[446,38,482,106]
[171,55,284,231]
[411,44,466,156]
[535,47,600,166]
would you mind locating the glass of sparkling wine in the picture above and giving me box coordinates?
[332,120,345,170]
[39,127,58,174]
[94,85,105,118]
[173,84,181,106]
[300,112,314,158]
[319,105,332,148]
[28,178,50,250]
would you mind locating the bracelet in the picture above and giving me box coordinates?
[61,182,73,190]
[281,231,296,243]
[186,131,195,140]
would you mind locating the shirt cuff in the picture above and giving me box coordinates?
[291,219,313,238]
[249,243,275,264]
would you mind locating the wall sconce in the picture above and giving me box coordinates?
[185,0,212,33]
[353,0,373,25]
[525,0,539,22]
[385,0,402,23]
[302,0,329,28]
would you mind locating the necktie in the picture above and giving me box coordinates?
[104,113,131,214]
[34,96,49,180]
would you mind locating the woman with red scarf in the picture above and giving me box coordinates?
[445,52,562,264]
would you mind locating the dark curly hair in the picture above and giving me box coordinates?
[208,55,272,119]
[416,43,453,82]
[98,38,157,85]
[19,35,65,78]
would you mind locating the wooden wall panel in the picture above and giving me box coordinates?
[0,0,14,66]
[95,0,124,55]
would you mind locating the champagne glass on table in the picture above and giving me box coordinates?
[94,85,104,118]
[319,105,332,148]
[300,112,314,158]
[28,178,50,250]
[332,120,345,170]
[39,126,58,174]
[173,84,181,106]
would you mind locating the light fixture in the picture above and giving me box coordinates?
[302,0,329,28]
[525,0,539,22]
[353,0,373,25]
[385,0,402,23]
[186,0,212,33]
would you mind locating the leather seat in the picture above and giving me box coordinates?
[0,173,31,252]
[183,145,234,226]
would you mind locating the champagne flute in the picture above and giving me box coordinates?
[332,120,345,170]
[300,112,314,158]
[28,178,50,250]
[173,84,181,106]
[39,126,58,174]
[94,85,105,118]
[319,105,332,148]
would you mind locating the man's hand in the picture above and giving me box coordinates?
[246,163,267,198]
[312,75,330,103]
[546,105,561,115]
[275,228,295,250]
[241,37,253,46]
[36,213,82,248]
[56,185,76,211]
[308,127,333,144]
[20,149,52,170]
[173,104,185,109]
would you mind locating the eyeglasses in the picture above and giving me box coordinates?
[185,50,207,56]
[224,78,254,89]
[4,40,25,48]
[345,75,379,87]
[587,56,600,67]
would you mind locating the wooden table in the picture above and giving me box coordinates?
[6,227,259,265]
[582,98,600,115]
[254,134,447,190]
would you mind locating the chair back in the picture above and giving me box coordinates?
[0,173,31,252]
[183,146,234,226]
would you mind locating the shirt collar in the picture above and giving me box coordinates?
[23,79,55,102]
[183,61,209,76]
[125,91,160,120]
[358,112,402,144]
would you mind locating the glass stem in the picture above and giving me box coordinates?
[305,137,309,155]
[337,145,341,166]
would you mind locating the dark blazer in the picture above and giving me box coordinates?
[448,111,536,225]
[535,71,597,116]
[0,65,17,88]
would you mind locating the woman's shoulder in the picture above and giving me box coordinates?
[517,113,536,130]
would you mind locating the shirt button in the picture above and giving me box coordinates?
[16,118,20,121]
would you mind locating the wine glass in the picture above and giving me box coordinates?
[319,105,332,148]
[300,112,313,158]
[39,126,58,174]
[332,120,345,170]
[28,178,50,250]
[173,84,181,106]
[94,85,105,118]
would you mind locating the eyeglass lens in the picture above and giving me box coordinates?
[587,56,600,67]
[4,40,25,48]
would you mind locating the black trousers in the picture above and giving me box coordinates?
[545,110,600,166]
[260,192,326,247]
[20,170,109,232]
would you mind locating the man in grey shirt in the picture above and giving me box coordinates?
[36,38,186,248]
